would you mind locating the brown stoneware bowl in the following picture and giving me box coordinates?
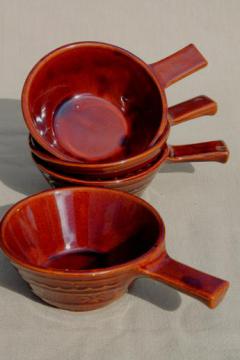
[28,94,218,178]
[0,188,229,311]
[22,41,214,163]
[32,140,229,196]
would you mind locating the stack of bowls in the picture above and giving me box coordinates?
[22,42,229,196]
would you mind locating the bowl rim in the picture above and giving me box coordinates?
[0,187,165,277]
[32,144,169,185]
[21,41,168,162]
[29,121,170,170]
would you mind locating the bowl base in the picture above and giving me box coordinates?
[31,285,125,311]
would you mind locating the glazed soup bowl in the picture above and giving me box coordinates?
[32,140,229,196]
[22,41,214,163]
[28,95,218,178]
[0,188,229,311]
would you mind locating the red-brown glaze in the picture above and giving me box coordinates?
[140,253,229,309]
[168,96,217,126]
[31,140,229,196]
[31,146,169,196]
[22,42,210,163]
[150,44,207,88]
[54,94,128,161]
[0,188,229,310]
[168,140,229,163]
[22,42,165,162]
[28,94,219,178]
[28,121,169,177]
[19,268,135,311]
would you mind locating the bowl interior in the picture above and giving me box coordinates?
[1,189,161,271]
[24,44,163,162]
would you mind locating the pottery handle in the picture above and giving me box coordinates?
[168,140,229,163]
[150,44,208,88]
[140,253,229,308]
[168,96,217,126]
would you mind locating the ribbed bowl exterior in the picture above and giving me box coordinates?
[16,264,137,311]
[40,169,158,197]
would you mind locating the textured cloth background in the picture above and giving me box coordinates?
[0,1,239,359]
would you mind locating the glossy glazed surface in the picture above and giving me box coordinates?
[1,189,160,269]
[22,42,164,162]
[22,42,210,163]
[54,94,128,161]
[0,188,163,310]
[168,95,217,125]
[150,44,207,88]
[32,139,229,196]
[0,188,229,310]
[28,124,168,178]
[169,140,229,163]
[32,145,169,196]
[28,94,219,178]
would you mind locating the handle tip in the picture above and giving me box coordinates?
[216,141,230,163]
[207,280,230,309]
[168,140,230,164]
[188,44,208,67]
[198,95,218,116]
[150,43,208,88]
